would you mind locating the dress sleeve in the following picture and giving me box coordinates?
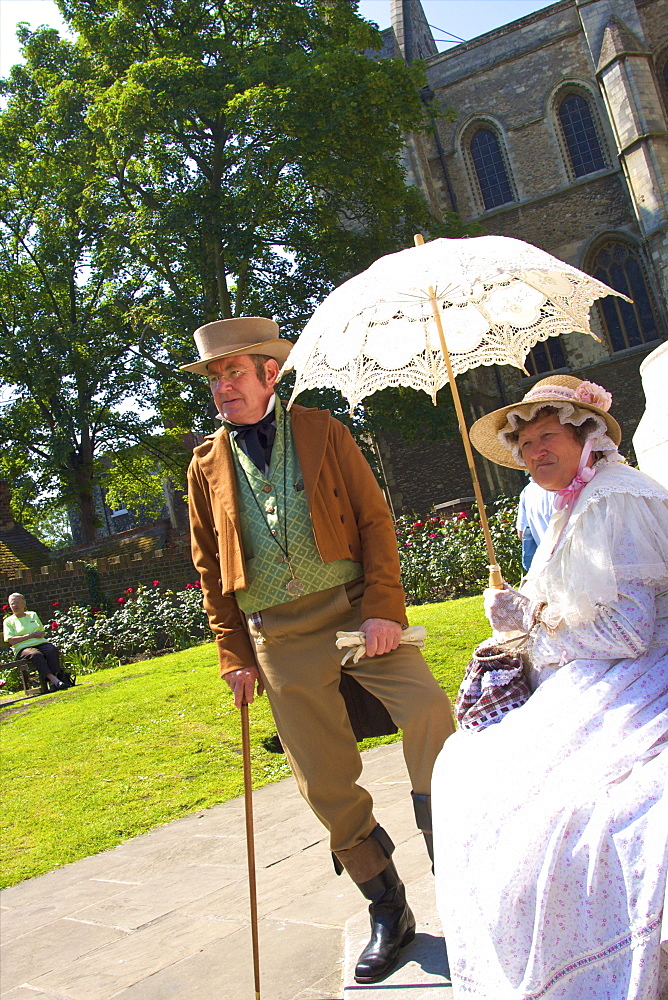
[529,581,657,665]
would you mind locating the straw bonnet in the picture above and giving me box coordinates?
[180,317,293,375]
[470,374,622,470]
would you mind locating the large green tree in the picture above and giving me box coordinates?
[0,28,186,542]
[1,3,469,539]
[59,0,467,427]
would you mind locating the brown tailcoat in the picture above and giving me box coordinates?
[187,403,408,675]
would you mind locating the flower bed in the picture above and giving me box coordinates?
[1,581,209,689]
[2,501,521,689]
[396,496,522,605]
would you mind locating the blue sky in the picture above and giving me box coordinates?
[1,1,556,76]
[357,1,555,50]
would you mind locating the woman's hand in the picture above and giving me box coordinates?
[483,584,538,633]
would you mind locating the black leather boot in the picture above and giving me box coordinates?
[354,859,416,983]
[412,791,434,872]
[332,826,416,984]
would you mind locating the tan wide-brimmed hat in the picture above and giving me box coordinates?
[180,317,293,375]
[470,374,622,470]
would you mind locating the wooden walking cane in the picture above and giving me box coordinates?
[241,699,261,1000]
[414,233,504,590]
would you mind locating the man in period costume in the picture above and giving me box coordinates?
[183,317,454,984]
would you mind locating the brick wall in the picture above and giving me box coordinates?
[0,526,197,623]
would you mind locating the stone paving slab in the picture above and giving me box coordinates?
[1,742,440,1000]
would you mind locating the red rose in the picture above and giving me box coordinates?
[117,597,125,604]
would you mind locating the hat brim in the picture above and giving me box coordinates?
[470,398,622,469]
[180,338,293,375]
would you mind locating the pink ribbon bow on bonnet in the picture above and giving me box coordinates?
[551,381,613,511]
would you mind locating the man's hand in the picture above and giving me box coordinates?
[360,618,402,657]
[224,666,264,709]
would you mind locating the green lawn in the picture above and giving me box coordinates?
[0,595,487,888]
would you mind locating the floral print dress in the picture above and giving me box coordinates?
[433,463,668,999]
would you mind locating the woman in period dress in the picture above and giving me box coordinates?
[432,374,668,1000]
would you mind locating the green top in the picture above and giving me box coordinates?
[3,611,47,655]
[232,396,363,614]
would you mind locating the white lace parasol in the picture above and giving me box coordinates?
[283,235,627,411]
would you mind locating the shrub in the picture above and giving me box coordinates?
[47,581,209,669]
[397,496,522,604]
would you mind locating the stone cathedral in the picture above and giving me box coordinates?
[372,0,668,514]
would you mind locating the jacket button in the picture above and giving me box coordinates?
[348,544,353,553]
[340,514,345,523]
[262,484,272,493]
[333,488,339,497]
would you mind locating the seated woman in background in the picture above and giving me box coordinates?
[3,592,70,691]
[432,375,668,1000]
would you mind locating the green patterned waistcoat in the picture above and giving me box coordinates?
[231,397,363,614]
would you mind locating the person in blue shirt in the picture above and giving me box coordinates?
[516,479,554,570]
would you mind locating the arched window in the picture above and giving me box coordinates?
[469,128,514,210]
[557,93,606,177]
[525,337,567,377]
[589,239,661,351]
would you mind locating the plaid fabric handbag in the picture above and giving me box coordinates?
[455,640,531,731]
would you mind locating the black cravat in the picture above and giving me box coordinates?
[232,412,276,471]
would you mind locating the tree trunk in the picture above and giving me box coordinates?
[66,449,99,545]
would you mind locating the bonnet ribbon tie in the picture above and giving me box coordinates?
[553,439,596,512]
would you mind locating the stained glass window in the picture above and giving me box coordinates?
[558,94,606,178]
[469,129,514,210]
[591,240,660,351]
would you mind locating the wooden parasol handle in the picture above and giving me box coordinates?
[414,233,503,590]
[241,700,262,1000]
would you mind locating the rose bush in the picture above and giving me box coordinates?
[1,582,209,690]
[396,496,522,604]
[44,581,209,675]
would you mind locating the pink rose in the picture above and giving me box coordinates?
[574,381,612,411]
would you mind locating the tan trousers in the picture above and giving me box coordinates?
[248,579,455,853]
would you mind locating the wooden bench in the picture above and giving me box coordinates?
[2,659,48,696]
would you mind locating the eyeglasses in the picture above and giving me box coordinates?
[206,368,251,389]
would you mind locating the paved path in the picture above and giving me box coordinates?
[1,743,452,1000]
